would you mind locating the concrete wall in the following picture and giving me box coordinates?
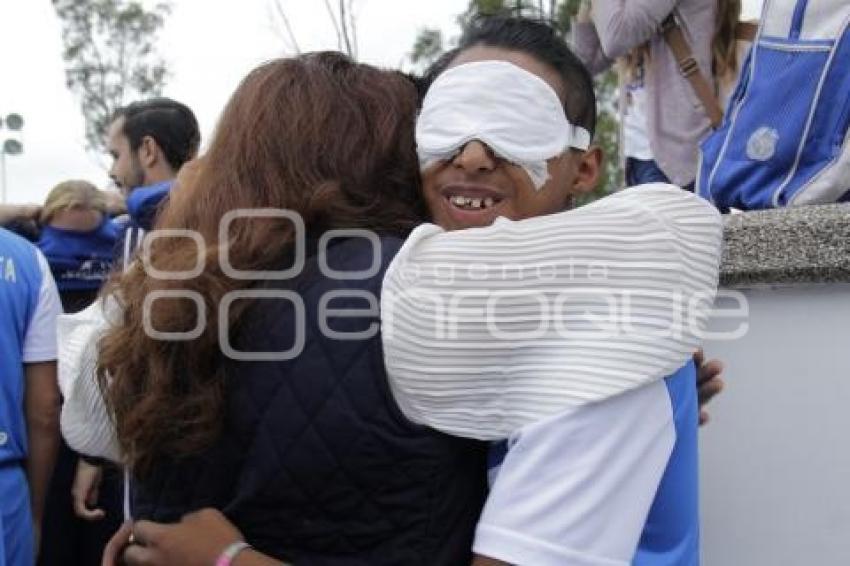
[700,284,850,565]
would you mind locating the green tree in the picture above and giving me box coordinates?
[410,28,444,69]
[409,0,622,203]
[53,0,172,153]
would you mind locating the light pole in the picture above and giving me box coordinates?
[0,113,24,204]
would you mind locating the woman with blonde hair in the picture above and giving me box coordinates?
[36,180,121,313]
[35,180,124,566]
[573,0,753,189]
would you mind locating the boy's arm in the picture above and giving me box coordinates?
[472,378,678,565]
[22,250,62,540]
[24,361,60,532]
[382,183,721,441]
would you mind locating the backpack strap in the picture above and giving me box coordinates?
[736,21,758,42]
[661,13,725,129]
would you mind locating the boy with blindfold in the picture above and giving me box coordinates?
[96,16,723,566]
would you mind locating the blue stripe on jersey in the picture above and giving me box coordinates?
[633,361,700,566]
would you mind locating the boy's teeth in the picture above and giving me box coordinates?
[449,195,498,210]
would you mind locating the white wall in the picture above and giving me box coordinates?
[700,284,850,566]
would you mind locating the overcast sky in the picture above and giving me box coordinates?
[0,0,762,204]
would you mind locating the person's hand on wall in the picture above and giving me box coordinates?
[695,348,725,425]
[72,459,106,520]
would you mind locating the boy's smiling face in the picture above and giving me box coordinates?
[420,45,602,231]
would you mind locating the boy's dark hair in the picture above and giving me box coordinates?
[421,14,597,137]
[113,98,201,171]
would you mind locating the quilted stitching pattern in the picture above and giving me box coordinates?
[132,237,488,565]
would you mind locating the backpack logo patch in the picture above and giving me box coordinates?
[746,127,780,162]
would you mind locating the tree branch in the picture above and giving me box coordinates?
[270,0,301,54]
[322,0,344,52]
[338,0,354,57]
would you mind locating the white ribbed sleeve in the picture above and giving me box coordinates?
[58,296,123,463]
[381,183,722,440]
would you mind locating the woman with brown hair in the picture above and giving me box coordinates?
[90,51,487,565]
[60,50,722,565]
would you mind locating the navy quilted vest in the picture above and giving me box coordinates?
[131,235,489,565]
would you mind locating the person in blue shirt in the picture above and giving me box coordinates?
[28,180,122,566]
[104,97,200,270]
[0,227,62,566]
[35,180,122,313]
[49,98,201,566]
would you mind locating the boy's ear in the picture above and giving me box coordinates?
[571,145,604,195]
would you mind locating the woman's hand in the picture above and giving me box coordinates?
[104,509,252,566]
[102,521,133,566]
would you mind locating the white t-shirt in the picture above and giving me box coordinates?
[474,360,701,565]
[23,250,61,363]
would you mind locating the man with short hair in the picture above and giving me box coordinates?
[50,98,200,566]
[106,97,200,269]
[0,227,62,566]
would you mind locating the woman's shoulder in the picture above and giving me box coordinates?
[313,232,407,278]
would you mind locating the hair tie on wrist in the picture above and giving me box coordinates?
[215,541,252,566]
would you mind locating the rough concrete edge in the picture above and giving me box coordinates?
[720,203,850,289]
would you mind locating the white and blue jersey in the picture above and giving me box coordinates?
[476,362,699,566]
[0,227,61,566]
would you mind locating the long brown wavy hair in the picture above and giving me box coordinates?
[712,0,744,80]
[98,52,427,477]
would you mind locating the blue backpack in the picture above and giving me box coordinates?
[697,0,850,210]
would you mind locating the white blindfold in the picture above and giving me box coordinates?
[416,60,592,190]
